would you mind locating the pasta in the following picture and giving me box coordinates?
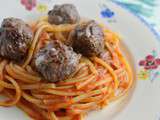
[0,17,133,120]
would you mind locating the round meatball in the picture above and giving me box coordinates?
[34,40,81,82]
[48,4,80,25]
[0,17,33,62]
[70,20,105,57]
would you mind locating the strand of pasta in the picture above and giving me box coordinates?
[0,75,21,106]
[25,65,39,75]
[14,63,40,78]
[81,57,98,75]
[8,63,41,83]
[105,42,120,67]
[0,61,16,90]
[3,89,48,120]
[93,57,119,90]
[37,21,77,32]
[55,32,66,42]
[0,60,7,92]
[23,24,52,68]
[109,47,133,101]
[75,75,96,89]
[22,92,42,105]
[5,65,38,84]
[48,112,59,120]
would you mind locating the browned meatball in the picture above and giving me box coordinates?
[34,40,81,82]
[48,4,80,25]
[0,17,33,62]
[70,20,105,57]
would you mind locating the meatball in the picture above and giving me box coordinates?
[48,4,80,25]
[34,40,81,82]
[0,17,33,62]
[70,20,105,57]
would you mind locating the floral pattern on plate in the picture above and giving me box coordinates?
[138,50,160,82]
[36,3,48,13]
[20,0,48,13]
[21,0,36,11]
[99,3,116,23]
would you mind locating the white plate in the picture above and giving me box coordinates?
[0,0,160,120]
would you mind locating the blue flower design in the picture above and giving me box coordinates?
[101,8,115,18]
